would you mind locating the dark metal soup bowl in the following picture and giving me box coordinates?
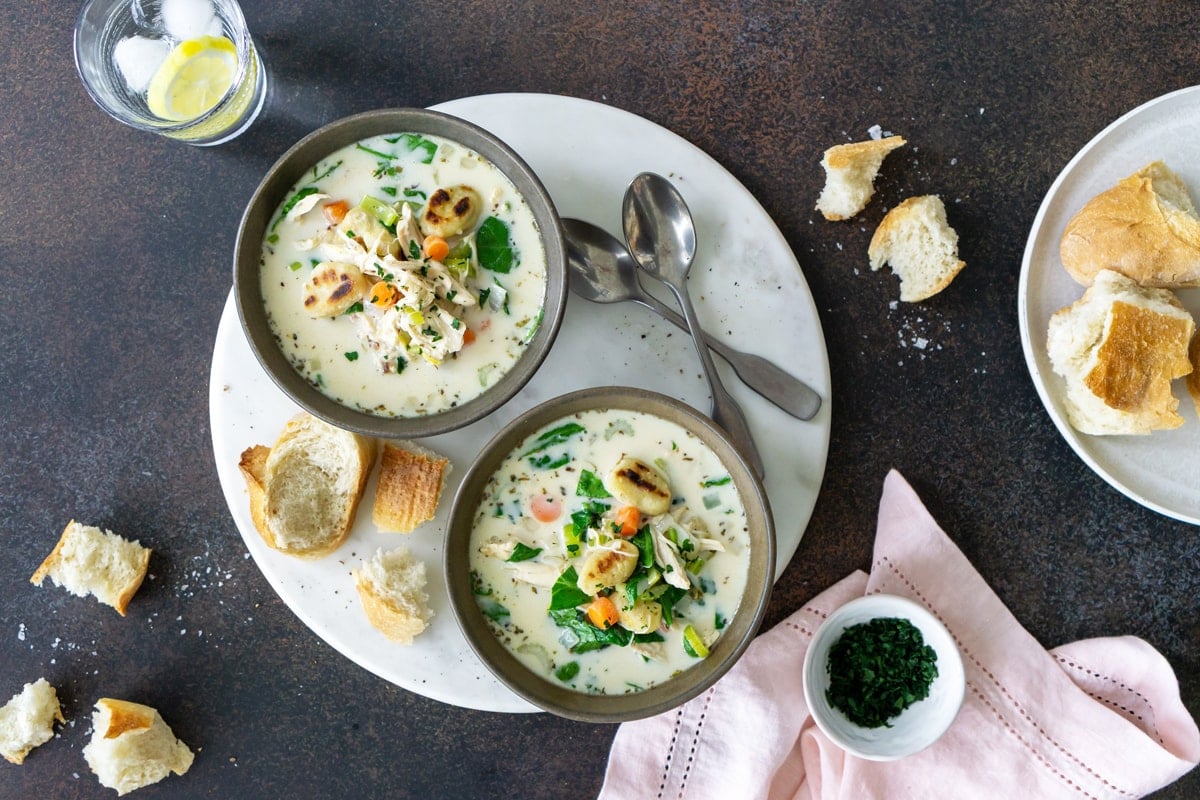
[234,107,567,438]
[445,386,775,723]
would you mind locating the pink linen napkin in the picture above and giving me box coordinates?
[599,470,1200,800]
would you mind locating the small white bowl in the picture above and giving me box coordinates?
[802,594,965,761]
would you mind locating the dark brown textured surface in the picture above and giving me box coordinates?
[2,2,1199,798]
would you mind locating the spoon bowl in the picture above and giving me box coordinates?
[621,172,766,477]
[564,217,822,421]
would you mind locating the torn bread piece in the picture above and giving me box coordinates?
[0,678,64,765]
[1047,269,1194,435]
[353,547,432,644]
[238,413,375,559]
[815,135,907,221]
[1060,161,1200,287]
[82,699,194,796]
[868,194,966,302]
[372,440,450,533]
[30,521,151,616]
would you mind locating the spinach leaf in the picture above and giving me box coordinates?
[631,526,655,569]
[570,500,610,535]
[393,133,438,163]
[478,598,509,623]
[575,469,611,499]
[550,608,633,653]
[548,566,591,611]
[477,216,515,273]
[522,422,585,457]
[555,661,580,682]
[506,543,543,563]
[522,422,584,469]
[658,586,688,627]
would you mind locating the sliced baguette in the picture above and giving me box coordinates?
[82,698,193,796]
[868,194,966,302]
[353,547,432,644]
[1047,269,1194,435]
[239,414,374,559]
[816,135,906,221]
[372,441,450,533]
[30,521,151,616]
[1060,161,1200,287]
[0,678,64,765]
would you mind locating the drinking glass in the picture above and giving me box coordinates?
[74,0,267,145]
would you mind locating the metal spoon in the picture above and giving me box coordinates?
[621,172,766,478]
[563,217,822,421]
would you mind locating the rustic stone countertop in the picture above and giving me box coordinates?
[2,2,1198,798]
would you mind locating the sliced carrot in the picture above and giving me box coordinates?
[368,280,400,309]
[530,493,561,523]
[462,328,476,345]
[613,505,641,538]
[423,235,450,261]
[324,199,350,225]
[586,596,620,629]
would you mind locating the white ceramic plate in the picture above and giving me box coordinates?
[209,93,832,711]
[1019,85,1200,525]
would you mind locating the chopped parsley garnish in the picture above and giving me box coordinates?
[344,351,359,362]
[555,662,580,682]
[824,617,939,729]
[701,475,732,487]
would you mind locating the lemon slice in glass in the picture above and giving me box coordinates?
[146,35,238,122]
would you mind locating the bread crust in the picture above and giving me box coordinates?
[1060,161,1200,287]
[868,195,965,302]
[816,135,907,221]
[372,441,449,533]
[1046,270,1195,435]
[237,445,276,549]
[84,698,193,795]
[30,521,150,616]
[238,415,374,559]
[354,577,428,643]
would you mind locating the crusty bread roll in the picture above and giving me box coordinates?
[82,698,193,796]
[0,678,63,765]
[1060,161,1200,287]
[1188,334,1200,417]
[30,521,151,616]
[372,441,450,533]
[238,413,375,559]
[868,195,966,301]
[353,547,432,644]
[816,135,907,221]
[1047,269,1195,435]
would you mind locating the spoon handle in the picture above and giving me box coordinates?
[637,293,822,421]
[666,283,767,479]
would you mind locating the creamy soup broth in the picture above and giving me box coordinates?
[468,408,751,695]
[260,132,547,417]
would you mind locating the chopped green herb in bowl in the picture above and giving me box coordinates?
[802,594,965,761]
